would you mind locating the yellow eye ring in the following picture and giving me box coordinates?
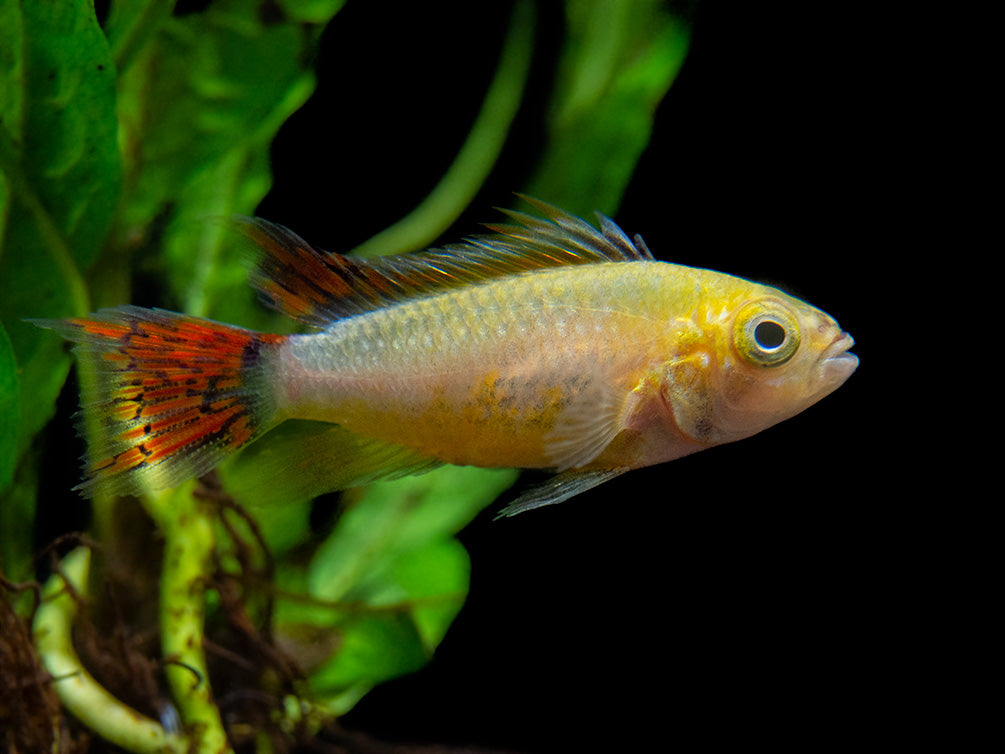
[734,300,801,367]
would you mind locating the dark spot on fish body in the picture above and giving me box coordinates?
[692,415,715,442]
[494,392,518,413]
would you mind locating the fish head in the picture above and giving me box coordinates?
[667,283,858,447]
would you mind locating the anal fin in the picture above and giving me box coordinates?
[221,420,443,507]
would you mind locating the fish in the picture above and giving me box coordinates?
[37,197,858,516]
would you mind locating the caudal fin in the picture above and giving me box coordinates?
[36,306,283,497]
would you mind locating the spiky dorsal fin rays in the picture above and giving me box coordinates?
[234,197,655,328]
[485,195,653,263]
[236,219,398,326]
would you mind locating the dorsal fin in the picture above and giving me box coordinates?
[236,196,654,327]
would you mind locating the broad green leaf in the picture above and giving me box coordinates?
[102,0,175,73]
[287,466,516,713]
[0,443,38,586]
[308,467,517,604]
[364,538,472,652]
[161,143,287,327]
[113,0,334,322]
[308,612,430,715]
[0,0,120,459]
[277,0,349,24]
[0,323,18,492]
[524,0,691,215]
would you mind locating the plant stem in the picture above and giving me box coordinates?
[146,485,235,754]
[33,546,186,754]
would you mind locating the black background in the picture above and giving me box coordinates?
[254,1,906,752]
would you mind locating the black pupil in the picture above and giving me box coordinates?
[754,320,786,349]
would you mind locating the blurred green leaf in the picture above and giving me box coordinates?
[162,144,284,327]
[0,323,19,493]
[308,467,517,604]
[369,538,472,652]
[102,0,174,73]
[525,0,691,215]
[0,444,38,584]
[289,466,516,713]
[277,0,349,24]
[0,0,120,462]
[308,612,429,715]
[113,0,332,324]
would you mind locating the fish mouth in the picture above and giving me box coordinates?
[820,331,859,379]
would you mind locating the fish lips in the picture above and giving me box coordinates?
[820,332,859,383]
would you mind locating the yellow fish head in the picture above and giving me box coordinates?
[669,285,858,448]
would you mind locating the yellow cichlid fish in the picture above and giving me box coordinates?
[39,198,857,515]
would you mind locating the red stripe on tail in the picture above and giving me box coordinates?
[39,307,283,497]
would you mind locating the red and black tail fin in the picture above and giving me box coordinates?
[36,306,284,498]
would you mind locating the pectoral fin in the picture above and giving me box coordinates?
[495,469,627,518]
[544,373,633,471]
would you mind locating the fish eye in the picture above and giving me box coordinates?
[754,319,786,349]
[733,300,801,367]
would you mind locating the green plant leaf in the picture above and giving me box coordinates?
[308,467,517,603]
[524,0,691,215]
[0,323,18,493]
[0,0,120,461]
[308,612,430,715]
[0,444,38,585]
[102,0,175,73]
[113,0,333,324]
[161,142,286,326]
[106,0,345,330]
[277,0,349,24]
[290,466,517,713]
[0,321,29,579]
